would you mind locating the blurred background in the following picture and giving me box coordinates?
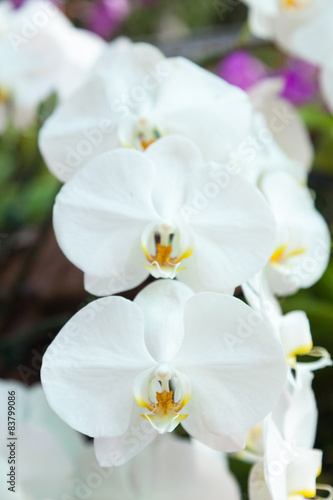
[0,0,332,495]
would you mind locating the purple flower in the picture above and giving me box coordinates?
[9,0,58,8]
[218,50,268,92]
[9,0,26,7]
[278,59,319,106]
[218,51,319,106]
[87,0,130,39]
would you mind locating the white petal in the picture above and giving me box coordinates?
[156,57,252,161]
[143,135,276,293]
[39,40,164,181]
[0,380,84,463]
[262,418,289,500]
[15,427,75,500]
[41,296,154,438]
[134,279,193,362]
[84,264,149,297]
[174,293,287,437]
[249,461,273,500]
[94,402,157,467]
[279,311,313,359]
[287,449,322,498]
[283,368,318,449]
[96,433,241,499]
[249,78,313,171]
[262,171,331,295]
[53,149,157,284]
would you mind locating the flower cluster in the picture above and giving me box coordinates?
[39,32,332,500]
[0,0,332,498]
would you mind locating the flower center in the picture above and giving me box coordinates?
[141,220,194,279]
[270,244,307,266]
[134,364,191,434]
[0,87,10,103]
[134,118,163,150]
[280,0,313,10]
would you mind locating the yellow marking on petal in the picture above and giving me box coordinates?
[134,395,154,411]
[270,245,307,265]
[270,244,288,263]
[288,341,313,359]
[317,465,322,478]
[178,247,194,261]
[289,490,316,499]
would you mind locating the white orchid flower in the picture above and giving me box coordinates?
[249,411,324,500]
[0,380,87,500]
[74,435,242,500]
[247,368,328,500]
[245,78,313,185]
[41,279,287,466]
[236,365,318,463]
[38,39,253,182]
[0,0,105,133]
[255,171,330,297]
[52,135,276,295]
[242,271,332,370]
[249,418,323,500]
[242,0,331,66]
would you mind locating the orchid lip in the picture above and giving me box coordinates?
[141,220,194,279]
[134,364,191,434]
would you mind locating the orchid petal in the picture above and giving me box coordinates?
[41,296,154,438]
[53,149,157,280]
[134,279,193,362]
[174,293,287,437]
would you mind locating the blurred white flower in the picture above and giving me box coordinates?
[41,279,287,465]
[0,0,105,132]
[256,171,330,296]
[249,405,322,500]
[38,39,253,182]
[52,135,276,295]
[242,272,332,370]
[0,379,86,500]
[77,435,242,500]
[242,78,313,185]
[242,0,331,64]
[246,369,324,500]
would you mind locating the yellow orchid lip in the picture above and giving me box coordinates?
[143,242,193,268]
[140,390,189,433]
[270,244,307,265]
[141,221,194,279]
[134,364,191,434]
